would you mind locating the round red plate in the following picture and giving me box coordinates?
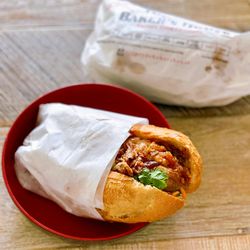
[2,83,170,241]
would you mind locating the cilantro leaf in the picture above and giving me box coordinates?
[137,168,168,190]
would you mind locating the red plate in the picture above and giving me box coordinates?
[2,83,170,241]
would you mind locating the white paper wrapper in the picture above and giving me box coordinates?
[15,103,148,220]
[81,0,250,107]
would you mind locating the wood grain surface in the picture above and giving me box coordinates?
[1,0,250,31]
[1,0,250,249]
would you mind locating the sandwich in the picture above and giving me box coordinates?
[98,124,202,223]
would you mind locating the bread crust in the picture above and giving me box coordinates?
[98,171,184,223]
[98,124,202,223]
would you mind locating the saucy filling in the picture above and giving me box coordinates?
[112,136,190,197]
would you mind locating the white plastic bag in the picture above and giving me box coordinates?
[81,0,250,107]
[15,103,148,220]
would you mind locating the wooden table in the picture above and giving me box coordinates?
[1,1,250,249]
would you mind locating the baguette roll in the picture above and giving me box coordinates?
[98,124,202,223]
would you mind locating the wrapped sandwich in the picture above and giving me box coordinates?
[15,103,202,223]
[82,0,250,107]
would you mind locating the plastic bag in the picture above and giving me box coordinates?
[81,0,250,107]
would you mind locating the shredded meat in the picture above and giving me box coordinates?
[112,161,133,176]
[112,136,190,192]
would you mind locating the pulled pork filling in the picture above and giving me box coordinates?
[112,136,190,195]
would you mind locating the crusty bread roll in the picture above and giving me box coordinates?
[98,124,202,223]
[98,171,184,223]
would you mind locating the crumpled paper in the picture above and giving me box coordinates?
[15,103,148,220]
[81,0,250,107]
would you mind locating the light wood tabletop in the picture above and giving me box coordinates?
[1,0,250,249]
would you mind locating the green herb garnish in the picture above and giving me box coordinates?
[136,168,168,190]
